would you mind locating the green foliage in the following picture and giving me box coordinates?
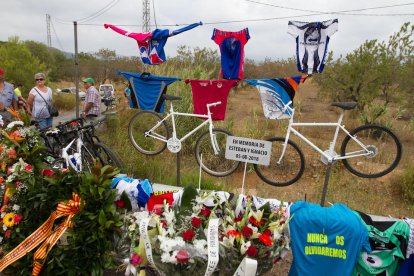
[4,166,123,276]
[0,37,46,96]
[396,164,414,206]
[314,22,414,125]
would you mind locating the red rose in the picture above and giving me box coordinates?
[263,229,272,237]
[200,208,211,218]
[160,220,167,228]
[246,246,258,257]
[241,226,253,238]
[182,230,196,242]
[5,230,11,238]
[115,199,125,208]
[14,214,23,224]
[41,169,54,177]
[0,177,3,185]
[259,234,273,246]
[191,217,202,228]
[175,250,190,263]
[24,164,33,172]
[130,253,142,266]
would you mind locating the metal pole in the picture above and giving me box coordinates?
[320,162,333,207]
[74,21,80,119]
[176,151,181,187]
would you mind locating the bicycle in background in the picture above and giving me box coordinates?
[36,118,122,173]
[253,100,402,187]
[128,94,239,177]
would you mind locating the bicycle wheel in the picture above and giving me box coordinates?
[341,124,402,178]
[95,142,123,171]
[128,111,169,155]
[195,129,240,177]
[81,145,96,173]
[253,137,305,187]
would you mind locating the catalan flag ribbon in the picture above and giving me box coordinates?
[0,193,83,275]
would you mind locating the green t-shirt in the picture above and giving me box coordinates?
[353,211,410,276]
[14,87,22,97]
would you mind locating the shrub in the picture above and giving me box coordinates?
[397,165,414,205]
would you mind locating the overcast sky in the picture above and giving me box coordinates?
[1,0,413,61]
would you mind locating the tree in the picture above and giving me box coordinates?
[0,37,46,96]
[314,23,414,124]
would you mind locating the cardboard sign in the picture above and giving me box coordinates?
[225,136,271,166]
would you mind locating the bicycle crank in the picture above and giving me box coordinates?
[167,138,182,153]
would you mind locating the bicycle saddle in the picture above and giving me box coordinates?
[163,94,182,101]
[331,102,357,110]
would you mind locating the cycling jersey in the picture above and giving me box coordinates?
[105,22,202,65]
[212,28,250,80]
[288,19,338,74]
[118,71,180,113]
[185,79,238,121]
[245,75,308,119]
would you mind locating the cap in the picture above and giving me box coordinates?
[0,68,4,76]
[82,77,94,84]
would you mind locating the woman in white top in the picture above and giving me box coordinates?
[27,72,53,129]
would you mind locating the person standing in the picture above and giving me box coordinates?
[27,72,53,129]
[14,83,30,114]
[82,77,101,120]
[0,68,18,122]
[123,83,131,105]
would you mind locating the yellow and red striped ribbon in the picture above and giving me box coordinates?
[0,193,82,275]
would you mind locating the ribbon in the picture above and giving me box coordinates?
[233,257,257,276]
[139,217,162,275]
[204,218,219,276]
[0,193,82,275]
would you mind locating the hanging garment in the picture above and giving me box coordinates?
[352,211,410,276]
[402,217,414,258]
[212,28,250,80]
[185,79,238,121]
[245,75,308,119]
[105,22,202,65]
[118,71,180,113]
[288,201,371,276]
[288,19,338,74]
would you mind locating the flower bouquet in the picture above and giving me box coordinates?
[118,185,290,275]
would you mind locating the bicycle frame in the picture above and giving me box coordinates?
[279,104,374,164]
[144,101,222,154]
[61,129,96,172]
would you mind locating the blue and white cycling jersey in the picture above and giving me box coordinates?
[245,76,307,119]
[288,19,338,74]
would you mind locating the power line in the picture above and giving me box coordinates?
[53,0,121,23]
[50,19,65,52]
[245,0,414,14]
[75,9,414,28]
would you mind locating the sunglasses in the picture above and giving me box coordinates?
[36,78,44,81]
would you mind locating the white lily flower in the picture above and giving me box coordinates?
[240,240,251,255]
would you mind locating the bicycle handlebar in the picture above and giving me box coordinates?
[207,101,222,108]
